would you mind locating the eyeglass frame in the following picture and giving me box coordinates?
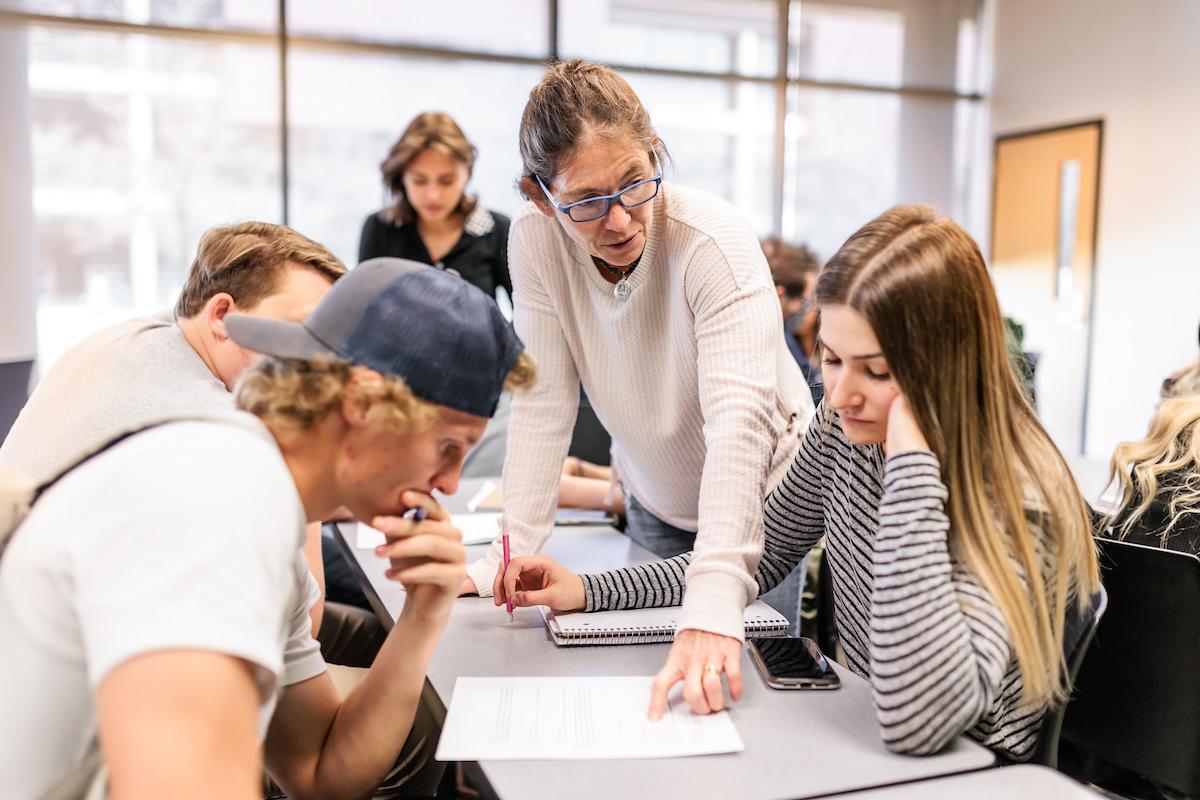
[535,151,663,223]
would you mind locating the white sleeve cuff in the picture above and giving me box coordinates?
[467,557,500,598]
[677,571,755,642]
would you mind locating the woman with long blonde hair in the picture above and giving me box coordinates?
[496,205,1101,760]
[1108,362,1200,551]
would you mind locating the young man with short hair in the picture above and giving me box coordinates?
[0,260,533,798]
[0,221,346,635]
[0,221,345,482]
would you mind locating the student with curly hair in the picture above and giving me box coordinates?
[1109,361,1200,552]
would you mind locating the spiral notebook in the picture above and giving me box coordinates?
[540,600,788,646]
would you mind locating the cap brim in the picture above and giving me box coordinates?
[226,313,338,360]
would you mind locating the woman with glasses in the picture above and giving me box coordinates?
[462,59,814,646]
[358,112,512,302]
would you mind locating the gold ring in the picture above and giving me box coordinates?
[703,663,719,676]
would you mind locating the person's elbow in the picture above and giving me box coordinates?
[875,701,984,757]
[880,727,959,757]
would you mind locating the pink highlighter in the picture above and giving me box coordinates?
[502,528,513,621]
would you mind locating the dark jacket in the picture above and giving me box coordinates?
[358,206,512,300]
[1110,473,1200,554]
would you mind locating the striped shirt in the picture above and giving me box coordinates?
[583,406,1051,759]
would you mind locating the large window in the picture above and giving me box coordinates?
[21,21,281,364]
[286,49,539,267]
[560,0,780,78]
[2,0,985,370]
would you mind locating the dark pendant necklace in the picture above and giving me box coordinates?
[594,256,639,302]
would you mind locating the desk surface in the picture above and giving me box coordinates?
[836,764,1101,799]
[335,507,994,800]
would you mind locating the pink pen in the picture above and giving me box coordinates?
[502,528,513,621]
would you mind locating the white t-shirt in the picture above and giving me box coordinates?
[0,419,326,797]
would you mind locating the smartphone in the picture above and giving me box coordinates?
[748,636,841,690]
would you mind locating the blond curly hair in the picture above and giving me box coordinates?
[1109,364,1200,544]
[235,353,536,433]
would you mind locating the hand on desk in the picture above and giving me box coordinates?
[494,555,586,612]
[371,491,467,624]
[648,629,743,721]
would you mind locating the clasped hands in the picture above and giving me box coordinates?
[370,490,467,623]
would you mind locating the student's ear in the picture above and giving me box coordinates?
[204,293,237,341]
[520,177,556,219]
[340,369,383,428]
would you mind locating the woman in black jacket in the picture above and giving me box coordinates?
[359,112,511,301]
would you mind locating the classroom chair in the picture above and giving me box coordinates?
[1027,585,1106,768]
[1059,538,1200,796]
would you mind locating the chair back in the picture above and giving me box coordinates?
[1060,538,1200,795]
[1028,585,1106,767]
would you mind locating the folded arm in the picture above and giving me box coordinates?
[265,501,464,799]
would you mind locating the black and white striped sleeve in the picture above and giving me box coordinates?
[869,451,1013,755]
[580,406,834,613]
[756,407,831,594]
[581,553,694,611]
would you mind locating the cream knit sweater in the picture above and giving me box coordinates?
[465,184,814,639]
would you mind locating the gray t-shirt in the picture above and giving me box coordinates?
[0,314,229,483]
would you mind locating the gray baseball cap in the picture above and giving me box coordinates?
[226,257,524,417]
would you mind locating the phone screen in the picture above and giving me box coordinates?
[749,636,840,688]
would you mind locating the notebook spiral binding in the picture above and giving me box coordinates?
[543,605,789,647]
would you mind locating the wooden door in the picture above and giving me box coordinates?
[992,120,1102,457]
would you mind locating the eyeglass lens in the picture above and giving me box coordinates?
[569,179,659,222]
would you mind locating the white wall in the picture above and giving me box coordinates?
[987,0,1200,459]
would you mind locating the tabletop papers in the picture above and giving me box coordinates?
[435,676,745,761]
[354,513,502,549]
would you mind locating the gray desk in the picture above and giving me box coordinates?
[334,510,994,799]
[836,764,1102,799]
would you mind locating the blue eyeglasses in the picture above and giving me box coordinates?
[536,152,662,223]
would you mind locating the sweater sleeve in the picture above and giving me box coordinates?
[465,215,579,597]
[581,553,694,611]
[677,241,787,641]
[575,406,831,613]
[869,450,1014,755]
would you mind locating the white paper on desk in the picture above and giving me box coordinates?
[435,676,744,761]
[354,513,502,549]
